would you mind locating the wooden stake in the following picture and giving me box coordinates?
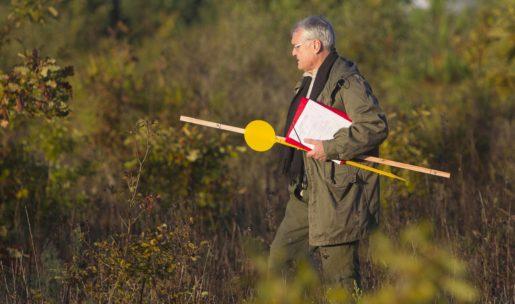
[356,155,450,178]
[180,116,244,134]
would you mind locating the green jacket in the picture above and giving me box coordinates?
[295,57,388,246]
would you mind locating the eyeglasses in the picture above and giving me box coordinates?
[292,39,313,50]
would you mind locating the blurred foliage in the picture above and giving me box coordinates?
[247,223,477,304]
[125,122,242,205]
[249,259,327,304]
[122,120,244,228]
[0,0,512,303]
[0,49,73,127]
[0,0,59,45]
[364,222,478,303]
[0,1,72,127]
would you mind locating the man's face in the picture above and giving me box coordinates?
[291,29,317,73]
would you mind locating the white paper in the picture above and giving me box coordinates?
[288,99,351,150]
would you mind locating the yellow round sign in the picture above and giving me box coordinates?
[244,120,276,152]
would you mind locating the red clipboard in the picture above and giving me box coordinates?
[285,97,352,152]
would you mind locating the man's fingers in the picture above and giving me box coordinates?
[305,139,318,159]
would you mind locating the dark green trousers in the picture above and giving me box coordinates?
[268,189,361,290]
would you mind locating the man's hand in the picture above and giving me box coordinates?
[305,138,327,161]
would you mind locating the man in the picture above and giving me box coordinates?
[268,16,388,289]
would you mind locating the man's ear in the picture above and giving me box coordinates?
[313,40,323,54]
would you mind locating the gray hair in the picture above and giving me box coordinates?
[292,16,335,50]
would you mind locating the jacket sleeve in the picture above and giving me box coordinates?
[322,74,388,160]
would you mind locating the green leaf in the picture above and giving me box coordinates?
[13,66,29,76]
[7,82,20,92]
[47,6,59,18]
[124,159,138,169]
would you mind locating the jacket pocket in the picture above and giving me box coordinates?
[324,161,357,187]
